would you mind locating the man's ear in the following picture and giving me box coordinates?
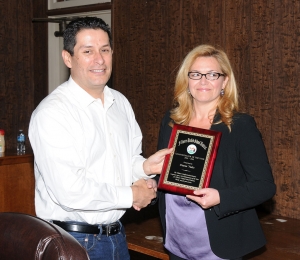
[62,50,72,68]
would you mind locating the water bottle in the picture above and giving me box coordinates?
[17,129,25,154]
[0,129,5,155]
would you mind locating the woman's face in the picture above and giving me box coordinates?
[188,56,228,107]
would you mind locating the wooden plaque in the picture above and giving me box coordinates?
[158,124,222,195]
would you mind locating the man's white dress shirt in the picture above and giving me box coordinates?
[29,77,150,224]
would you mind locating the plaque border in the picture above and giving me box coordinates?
[158,124,222,195]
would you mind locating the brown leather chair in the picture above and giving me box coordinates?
[0,212,90,260]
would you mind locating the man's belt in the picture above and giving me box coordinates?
[53,220,121,236]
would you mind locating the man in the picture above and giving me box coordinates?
[29,17,171,260]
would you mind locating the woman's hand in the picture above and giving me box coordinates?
[186,188,220,209]
[143,148,173,175]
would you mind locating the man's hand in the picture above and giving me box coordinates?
[186,188,220,209]
[131,179,156,211]
[143,148,173,175]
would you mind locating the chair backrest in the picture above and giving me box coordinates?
[0,212,90,260]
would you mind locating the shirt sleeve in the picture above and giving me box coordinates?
[124,98,153,181]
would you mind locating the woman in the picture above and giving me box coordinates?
[156,44,276,260]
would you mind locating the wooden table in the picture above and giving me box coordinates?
[245,213,300,260]
[125,217,168,259]
[0,152,35,216]
[123,208,300,260]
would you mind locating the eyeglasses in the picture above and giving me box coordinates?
[188,71,225,81]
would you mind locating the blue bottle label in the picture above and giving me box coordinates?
[18,134,25,142]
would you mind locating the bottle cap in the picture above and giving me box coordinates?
[0,129,5,135]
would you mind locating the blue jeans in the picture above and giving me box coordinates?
[68,223,130,260]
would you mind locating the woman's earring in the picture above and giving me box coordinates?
[187,88,191,94]
[220,89,225,97]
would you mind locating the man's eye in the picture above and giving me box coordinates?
[84,50,91,54]
[102,49,110,53]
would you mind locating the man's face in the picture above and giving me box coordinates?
[62,28,113,98]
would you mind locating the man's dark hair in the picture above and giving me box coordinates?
[63,17,112,56]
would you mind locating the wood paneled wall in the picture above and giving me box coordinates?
[0,0,48,152]
[1,0,300,220]
[112,0,300,219]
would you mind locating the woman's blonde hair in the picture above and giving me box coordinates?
[170,44,240,130]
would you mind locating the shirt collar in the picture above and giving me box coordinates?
[66,76,115,108]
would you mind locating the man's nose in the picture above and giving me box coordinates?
[95,52,104,64]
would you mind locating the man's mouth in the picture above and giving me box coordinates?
[91,69,105,73]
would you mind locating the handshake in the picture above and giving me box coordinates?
[131,178,158,211]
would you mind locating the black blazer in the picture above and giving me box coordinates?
[156,111,276,259]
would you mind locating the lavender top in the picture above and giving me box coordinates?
[165,193,224,260]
